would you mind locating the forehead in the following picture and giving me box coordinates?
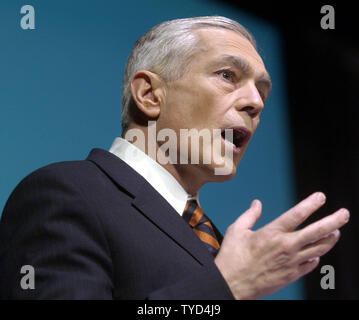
[194,28,266,72]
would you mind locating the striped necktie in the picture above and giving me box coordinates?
[182,199,220,257]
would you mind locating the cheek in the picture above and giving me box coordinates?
[160,92,190,128]
[164,78,228,130]
[166,89,208,125]
[252,117,260,131]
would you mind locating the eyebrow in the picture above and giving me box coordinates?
[211,54,272,95]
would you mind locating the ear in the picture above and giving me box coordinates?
[130,70,164,119]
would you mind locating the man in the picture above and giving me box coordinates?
[0,16,349,299]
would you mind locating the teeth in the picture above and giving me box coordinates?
[221,130,233,142]
[224,139,236,149]
[221,130,236,148]
[221,129,248,149]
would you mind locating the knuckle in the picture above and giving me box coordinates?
[281,244,292,256]
[334,230,341,240]
[280,236,295,255]
[275,240,295,265]
[295,209,306,222]
[275,251,291,266]
[302,258,320,274]
[317,224,326,236]
[317,247,328,257]
[265,228,281,242]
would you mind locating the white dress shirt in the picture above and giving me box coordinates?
[109,137,198,216]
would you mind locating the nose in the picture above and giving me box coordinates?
[235,81,264,118]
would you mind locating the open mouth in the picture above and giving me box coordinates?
[221,127,251,150]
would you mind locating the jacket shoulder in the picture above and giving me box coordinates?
[25,158,99,181]
[2,155,111,216]
[18,157,107,190]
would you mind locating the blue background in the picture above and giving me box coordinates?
[0,0,302,299]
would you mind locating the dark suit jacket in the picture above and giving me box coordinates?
[0,148,234,299]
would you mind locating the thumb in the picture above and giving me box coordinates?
[235,199,262,230]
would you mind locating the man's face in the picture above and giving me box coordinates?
[156,27,271,181]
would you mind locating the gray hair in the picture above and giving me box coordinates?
[121,16,256,134]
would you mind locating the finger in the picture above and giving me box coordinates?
[295,230,340,264]
[268,192,326,231]
[296,257,320,278]
[297,208,349,247]
[235,199,262,230]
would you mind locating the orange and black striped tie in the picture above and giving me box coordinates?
[182,199,220,257]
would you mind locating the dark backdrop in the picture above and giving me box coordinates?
[221,1,358,299]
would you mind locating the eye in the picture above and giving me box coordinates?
[218,70,236,82]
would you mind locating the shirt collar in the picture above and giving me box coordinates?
[109,137,198,216]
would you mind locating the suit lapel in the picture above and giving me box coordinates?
[87,148,215,265]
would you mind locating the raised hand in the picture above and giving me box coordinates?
[214,192,349,300]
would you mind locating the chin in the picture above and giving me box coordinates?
[204,160,238,183]
[215,170,237,183]
[198,143,243,182]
